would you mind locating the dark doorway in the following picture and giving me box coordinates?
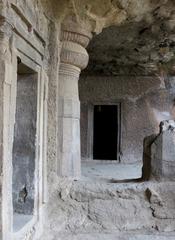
[93,105,119,160]
[12,60,38,232]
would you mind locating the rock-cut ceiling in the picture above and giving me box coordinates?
[45,0,175,75]
[84,8,175,76]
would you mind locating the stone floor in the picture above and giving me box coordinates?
[39,163,175,240]
[56,232,175,240]
[81,161,142,182]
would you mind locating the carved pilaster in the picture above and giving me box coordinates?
[0,15,14,240]
[0,16,13,42]
[0,16,13,58]
[0,15,13,174]
[58,23,91,179]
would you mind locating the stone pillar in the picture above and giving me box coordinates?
[0,16,14,239]
[57,24,91,179]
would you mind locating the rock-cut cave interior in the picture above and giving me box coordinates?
[1,1,175,240]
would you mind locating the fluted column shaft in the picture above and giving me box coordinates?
[58,25,91,178]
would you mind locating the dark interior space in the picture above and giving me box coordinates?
[12,60,37,231]
[93,105,119,160]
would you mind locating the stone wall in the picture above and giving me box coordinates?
[0,0,61,239]
[79,75,175,163]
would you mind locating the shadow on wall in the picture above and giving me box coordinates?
[142,134,157,181]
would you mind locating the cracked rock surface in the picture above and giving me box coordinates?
[39,180,175,240]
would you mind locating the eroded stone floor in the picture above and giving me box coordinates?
[40,174,175,240]
[81,161,142,182]
[54,232,175,240]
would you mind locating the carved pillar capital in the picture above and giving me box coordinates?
[61,21,92,48]
[60,41,89,71]
[60,24,92,72]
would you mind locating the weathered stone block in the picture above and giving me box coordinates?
[151,120,175,179]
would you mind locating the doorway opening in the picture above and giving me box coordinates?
[93,104,120,160]
[12,59,38,232]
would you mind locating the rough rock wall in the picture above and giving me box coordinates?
[0,0,61,239]
[79,75,175,163]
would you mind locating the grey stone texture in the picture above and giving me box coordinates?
[79,75,175,163]
[12,73,37,215]
[0,0,53,239]
[39,179,175,240]
[1,0,175,240]
[151,120,175,179]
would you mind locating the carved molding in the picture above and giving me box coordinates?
[61,20,92,47]
[61,30,91,48]
[60,20,92,72]
[59,63,81,78]
[60,41,89,70]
